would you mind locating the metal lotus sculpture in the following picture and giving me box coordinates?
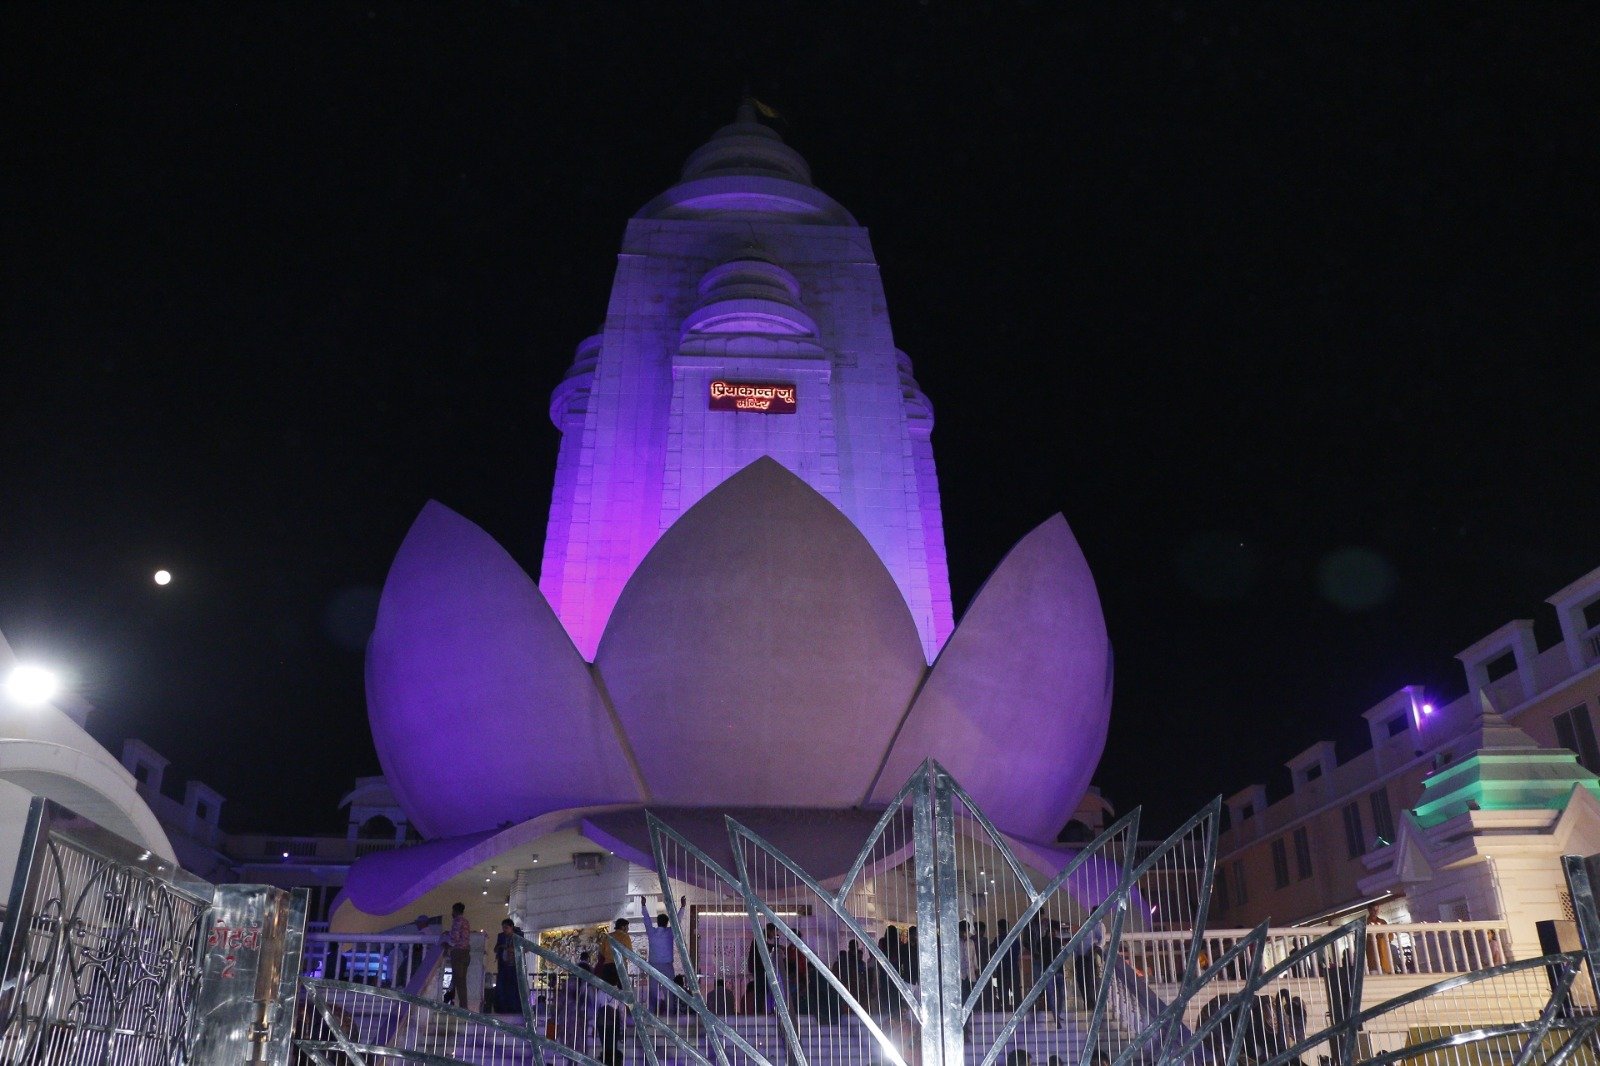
[296,761,1597,1066]
[365,457,1112,847]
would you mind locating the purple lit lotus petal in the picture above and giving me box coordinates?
[595,458,927,809]
[868,514,1112,841]
[367,502,643,838]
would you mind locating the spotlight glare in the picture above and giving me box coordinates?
[5,665,59,706]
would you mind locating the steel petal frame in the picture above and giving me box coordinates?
[293,760,1600,1066]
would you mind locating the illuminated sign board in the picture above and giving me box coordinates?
[708,379,797,414]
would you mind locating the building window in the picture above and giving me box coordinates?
[1293,827,1313,880]
[1232,860,1247,907]
[1370,787,1395,844]
[1240,803,1254,821]
[195,801,208,821]
[134,765,149,784]
[1485,649,1518,682]
[1216,867,1229,911]
[1271,839,1289,889]
[1582,598,1600,631]
[1386,714,1408,738]
[1304,764,1323,783]
[1554,706,1600,774]
[1342,802,1365,858]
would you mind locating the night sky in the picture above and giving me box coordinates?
[3,4,1595,836]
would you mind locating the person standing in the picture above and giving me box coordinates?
[994,919,1020,1011]
[639,894,687,1010]
[443,903,472,1006]
[594,963,626,1066]
[494,919,523,1014]
[598,916,634,989]
[1072,921,1101,1012]
[1364,905,1393,974]
[748,922,783,1013]
[958,920,975,1001]
[1039,919,1066,1027]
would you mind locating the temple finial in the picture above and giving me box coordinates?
[738,96,781,125]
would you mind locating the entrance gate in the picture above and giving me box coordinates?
[0,797,212,1064]
[0,797,305,1065]
[291,762,1600,1066]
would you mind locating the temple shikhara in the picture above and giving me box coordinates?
[540,101,953,661]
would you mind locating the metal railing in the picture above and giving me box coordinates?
[301,931,463,1000]
[290,762,1600,1066]
[294,978,542,1064]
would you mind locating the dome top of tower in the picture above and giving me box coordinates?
[679,101,814,184]
[636,102,856,225]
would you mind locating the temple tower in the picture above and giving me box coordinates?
[541,104,953,660]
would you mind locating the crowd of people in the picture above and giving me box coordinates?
[546,911,1113,1023]
[426,900,1353,1066]
[477,901,1121,1066]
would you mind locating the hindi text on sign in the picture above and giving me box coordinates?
[708,379,798,414]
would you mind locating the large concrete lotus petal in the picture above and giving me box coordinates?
[870,514,1112,841]
[595,457,927,808]
[340,828,499,918]
[366,501,641,838]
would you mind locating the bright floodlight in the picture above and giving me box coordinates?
[5,665,59,707]
[154,570,172,586]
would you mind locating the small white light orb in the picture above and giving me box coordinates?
[5,665,59,707]
[153,570,172,586]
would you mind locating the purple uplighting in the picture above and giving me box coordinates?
[536,103,954,661]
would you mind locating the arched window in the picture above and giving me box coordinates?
[357,815,396,840]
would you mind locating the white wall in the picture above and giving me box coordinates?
[512,855,651,934]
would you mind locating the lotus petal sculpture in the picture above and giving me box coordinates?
[367,457,1111,844]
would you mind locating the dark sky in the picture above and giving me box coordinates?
[2,3,1595,835]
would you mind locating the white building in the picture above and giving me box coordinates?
[1211,563,1600,960]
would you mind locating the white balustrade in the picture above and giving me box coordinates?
[1117,919,1512,985]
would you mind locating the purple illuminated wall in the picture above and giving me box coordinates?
[539,104,954,661]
